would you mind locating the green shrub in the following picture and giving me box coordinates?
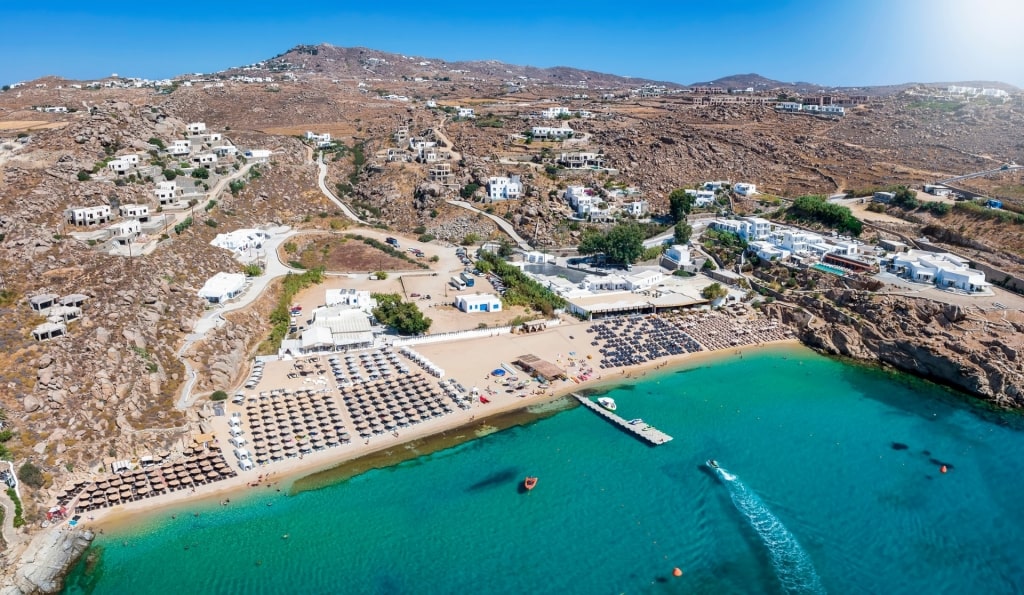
[18,461,45,488]
[77,170,91,181]
[211,390,228,401]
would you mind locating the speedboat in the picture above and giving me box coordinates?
[523,476,538,491]
[628,418,644,425]
[597,397,617,412]
[706,459,719,469]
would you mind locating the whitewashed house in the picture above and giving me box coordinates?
[119,204,150,222]
[734,183,757,196]
[623,200,649,217]
[191,153,217,166]
[186,122,207,136]
[541,107,571,119]
[456,107,475,119]
[305,131,332,147]
[65,205,112,226]
[455,293,502,313]
[663,244,692,269]
[244,149,272,162]
[210,229,269,256]
[694,190,716,207]
[155,181,181,205]
[531,125,574,140]
[168,139,192,156]
[889,251,990,292]
[198,272,246,304]
[107,157,135,175]
[748,241,790,261]
[108,219,141,244]
[487,175,523,200]
[325,288,376,314]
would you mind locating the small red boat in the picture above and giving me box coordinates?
[523,476,538,491]
[479,395,490,404]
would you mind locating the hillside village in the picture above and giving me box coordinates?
[2,43,1024,590]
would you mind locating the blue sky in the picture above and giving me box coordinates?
[3,0,1022,87]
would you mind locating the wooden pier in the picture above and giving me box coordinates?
[573,394,673,445]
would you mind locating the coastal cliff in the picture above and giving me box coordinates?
[763,289,1024,408]
[1,528,93,595]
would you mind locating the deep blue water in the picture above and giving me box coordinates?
[64,346,1024,594]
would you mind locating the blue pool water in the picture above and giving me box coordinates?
[64,346,1024,594]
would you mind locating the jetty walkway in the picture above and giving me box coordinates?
[572,394,673,445]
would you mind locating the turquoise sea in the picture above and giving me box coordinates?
[64,346,1024,594]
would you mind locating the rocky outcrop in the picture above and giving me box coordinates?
[763,290,1024,408]
[1,529,93,595]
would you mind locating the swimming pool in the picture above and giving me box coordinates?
[811,263,847,276]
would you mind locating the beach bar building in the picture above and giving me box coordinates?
[455,294,502,313]
[514,354,566,382]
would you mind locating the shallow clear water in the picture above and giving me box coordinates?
[64,346,1024,594]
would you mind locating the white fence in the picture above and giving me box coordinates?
[390,318,561,347]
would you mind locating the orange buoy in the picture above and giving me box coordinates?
[672,568,683,577]
[940,465,948,474]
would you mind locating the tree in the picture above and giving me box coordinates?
[604,222,645,265]
[701,282,729,302]
[668,188,695,222]
[576,228,606,256]
[673,220,693,245]
[77,170,91,182]
[497,238,514,258]
[18,461,45,488]
[191,167,210,180]
[372,293,432,335]
[211,390,228,401]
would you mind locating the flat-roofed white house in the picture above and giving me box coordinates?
[456,107,475,119]
[186,122,207,135]
[168,139,192,156]
[108,219,141,244]
[198,272,246,304]
[694,190,716,206]
[191,153,217,166]
[305,131,332,147]
[210,228,269,256]
[734,182,757,196]
[541,106,571,119]
[522,250,554,264]
[821,105,845,116]
[531,125,574,140]
[244,149,272,162]
[889,251,990,293]
[325,288,376,313]
[625,270,664,291]
[107,158,134,175]
[487,175,523,200]
[65,205,112,226]
[663,244,692,268]
[455,293,502,313]
[155,181,181,205]
[748,240,789,261]
[119,204,150,222]
[623,200,648,217]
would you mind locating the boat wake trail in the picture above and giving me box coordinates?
[709,462,825,594]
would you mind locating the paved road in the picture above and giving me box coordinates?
[445,199,533,250]
[938,164,1022,185]
[643,217,712,248]
[175,227,299,409]
[316,151,367,225]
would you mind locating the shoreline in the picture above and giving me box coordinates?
[83,336,802,535]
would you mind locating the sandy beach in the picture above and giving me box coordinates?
[84,312,798,532]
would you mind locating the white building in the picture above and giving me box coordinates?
[540,107,571,119]
[210,229,269,256]
[155,181,181,205]
[625,270,664,291]
[664,244,691,268]
[734,183,757,196]
[108,219,141,244]
[307,306,374,350]
[244,149,272,162]
[769,230,833,257]
[118,204,150,222]
[305,131,332,147]
[65,205,112,226]
[703,181,728,191]
[487,175,523,200]
[325,288,376,313]
[191,153,217,166]
[186,122,207,136]
[890,251,990,293]
[198,272,246,303]
[531,125,574,140]
[748,241,789,261]
[622,200,648,217]
[821,105,845,115]
[522,251,554,264]
[456,107,475,119]
[455,293,502,313]
[694,190,716,207]
[168,139,192,156]
[107,157,136,175]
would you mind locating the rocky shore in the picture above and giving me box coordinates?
[1,527,93,595]
[764,289,1024,408]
